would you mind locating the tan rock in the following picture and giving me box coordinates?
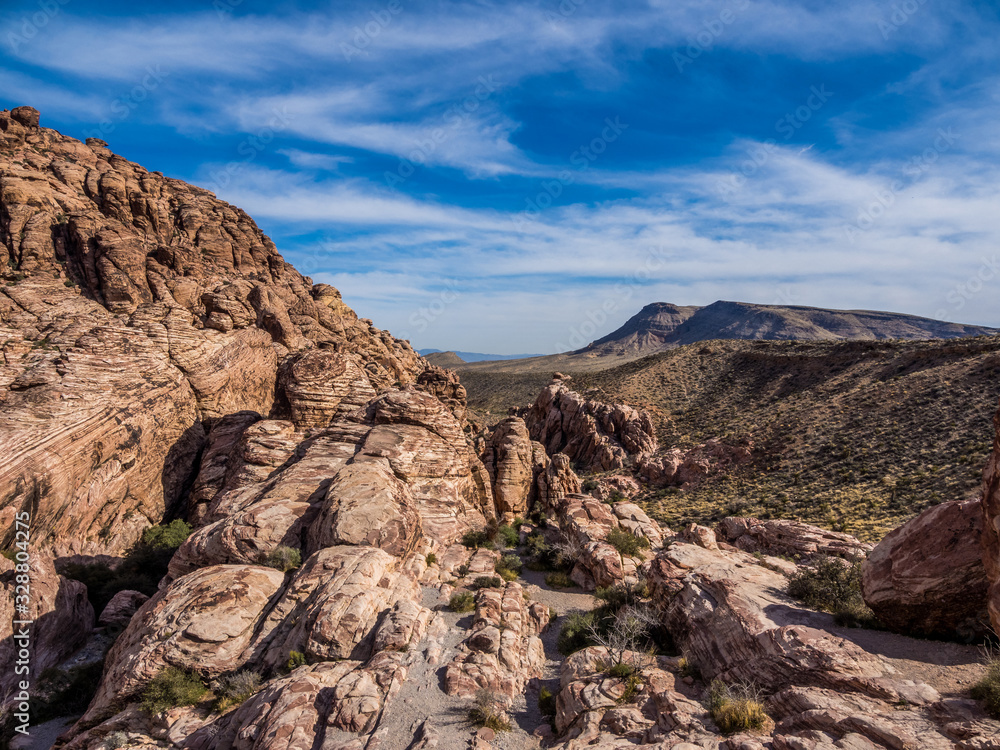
[717,517,873,561]
[862,498,989,639]
[483,417,538,517]
[97,589,149,627]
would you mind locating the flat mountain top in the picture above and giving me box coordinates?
[455,300,999,374]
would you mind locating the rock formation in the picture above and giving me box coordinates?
[980,400,1000,635]
[862,498,990,640]
[0,107,422,554]
[526,381,657,472]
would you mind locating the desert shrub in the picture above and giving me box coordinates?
[677,656,700,679]
[582,478,599,492]
[425,552,437,566]
[495,554,522,582]
[606,528,650,557]
[469,688,510,732]
[104,732,129,749]
[971,648,1000,718]
[545,571,577,589]
[449,592,476,613]
[461,529,495,549]
[31,662,104,723]
[263,546,302,572]
[606,489,628,505]
[538,686,556,717]
[787,556,880,628]
[617,673,642,704]
[62,521,193,613]
[141,667,207,715]
[708,680,771,734]
[470,575,503,590]
[557,612,596,655]
[608,661,635,678]
[497,524,520,548]
[142,520,193,550]
[286,651,307,671]
[211,670,262,711]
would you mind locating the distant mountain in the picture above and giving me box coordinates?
[578,300,1000,357]
[418,349,543,362]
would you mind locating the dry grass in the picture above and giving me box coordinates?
[462,336,1000,540]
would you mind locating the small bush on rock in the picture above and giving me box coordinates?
[787,556,880,628]
[606,528,650,557]
[286,651,307,672]
[449,592,475,613]
[708,679,772,734]
[141,667,207,715]
[557,612,596,655]
[470,575,503,590]
[469,688,510,732]
[495,554,522,581]
[263,546,302,572]
[538,686,556,717]
[211,670,262,712]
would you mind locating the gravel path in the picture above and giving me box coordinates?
[8,715,76,750]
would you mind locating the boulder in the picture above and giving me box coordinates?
[862,498,990,639]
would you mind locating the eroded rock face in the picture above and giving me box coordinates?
[717,517,873,561]
[0,554,93,697]
[0,107,424,553]
[482,417,540,518]
[862,498,990,640]
[982,401,1000,636]
[637,438,753,488]
[526,382,657,472]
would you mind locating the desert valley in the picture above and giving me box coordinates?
[0,106,999,750]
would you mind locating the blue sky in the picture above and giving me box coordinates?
[3,0,999,353]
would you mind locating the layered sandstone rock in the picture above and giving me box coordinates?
[637,438,753,488]
[526,382,657,472]
[717,517,873,561]
[0,107,424,553]
[862,498,990,639]
[482,417,539,517]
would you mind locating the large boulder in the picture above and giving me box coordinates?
[482,417,540,518]
[862,498,990,640]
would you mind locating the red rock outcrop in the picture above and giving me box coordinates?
[862,498,990,640]
[717,516,873,561]
[0,107,425,553]
[980,400,1000,635]
[526,381,657,472]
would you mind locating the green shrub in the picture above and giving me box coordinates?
[538,686,556,717]
[31,662,104,723]
[971,651,1000,718]
[495,554,522,582]
[708,680,771,734]
[557,612,596,655]
[605,528,650,557]
[461,529,495,549]
[286,651,307,671]
[142,520,193,550]
[470,575,503,590]
[457,563,470,576]
[211,670,261,711]
[608,661,635,678]
[617,673,642,704]
[104,732,129,749]
[469,689,510,732]
[787,556,880,628]
[545,571,577,589]
[449,592,476,613]
[582,478,599,492]
[140,667,207,715]
[497,524,520,548]
[263,546,302,572]
[425,553,437,566]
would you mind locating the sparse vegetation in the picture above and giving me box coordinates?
[606,527,650,557]
[708,679,772,734]
[538,686,557,717]
[470,575,503,590]
[425,552,437,566]
[469,688,511,732]
[263,545,302,572]
[449,591,476,613]
[211,670,262,712]
[971,647,1000,718]
[62,520,193,613]
[497,524,520,548]
[545,571,577,589]
[461,528,496,550]
[557,611,596,655]
[286,651,307,671]
[494,554,522,581]
[787,556,881,628]
[140,667,207,715]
